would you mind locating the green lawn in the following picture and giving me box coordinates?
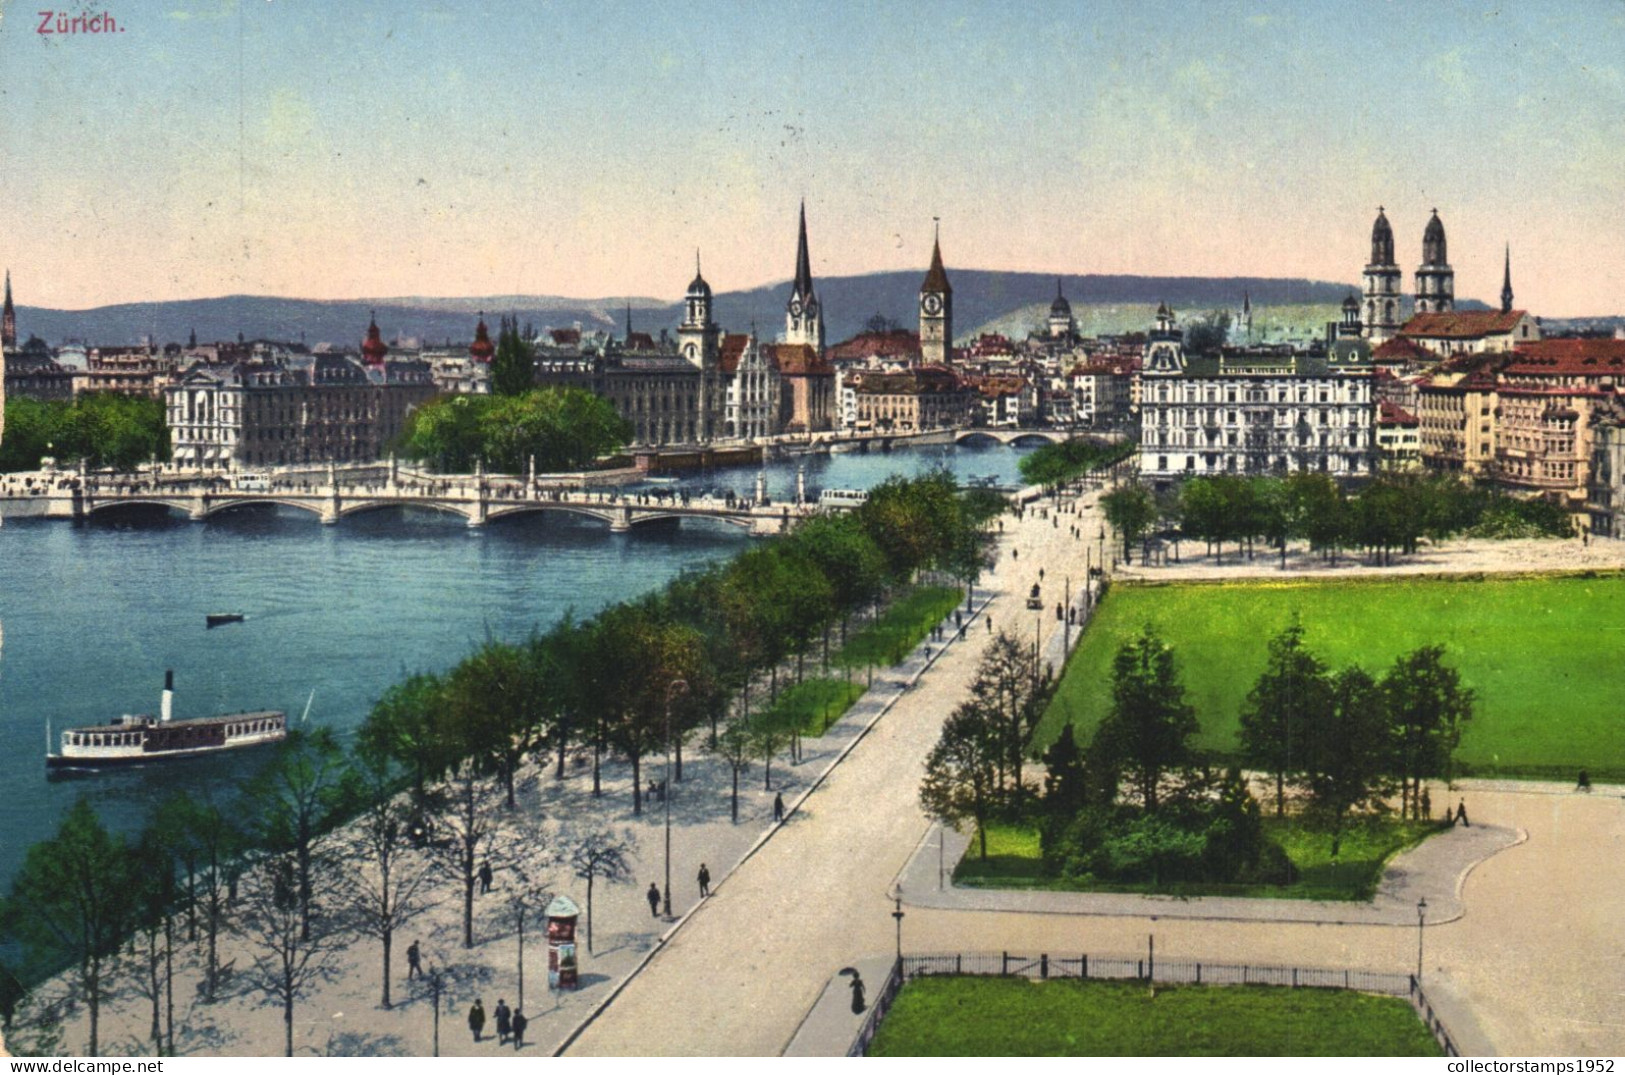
[868,977,1442,1057]
[953,817,1441,900]
[757,676,868,737]
[836,584,963,669]
[1034,574,1625,780]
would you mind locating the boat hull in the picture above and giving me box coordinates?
[46,734,286,771]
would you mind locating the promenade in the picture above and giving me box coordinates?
[563,486,1625,1057]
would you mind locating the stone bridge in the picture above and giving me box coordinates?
[951,428,1069,446]
[20,476,811,535]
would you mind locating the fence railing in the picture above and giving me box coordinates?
[857,951,1454,1056]
[1409,974,1461,1057]
[847,959,904,1058]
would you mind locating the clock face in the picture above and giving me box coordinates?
[805,299,818,319]
[789,299,803,317]
[922,293,943,316]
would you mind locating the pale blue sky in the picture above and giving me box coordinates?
[1,0,1622,314]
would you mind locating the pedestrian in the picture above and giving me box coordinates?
[986,614,993,633]
[510,1009,527,1050]
[406,939,422,981]
[1012,548,1018,560]
[773,792,785,822]
[954,610,962,629]
[478,860,494,894]
[468,998,486,1043]
[1456,799,1470,827]
[1039,567,1045,580]
[849,972,867,1014]
[494,998,512,1045]
[1420,788,1431,819]
[698,862,711,897]
[1577,769,1591,792]
[647,881,661,917]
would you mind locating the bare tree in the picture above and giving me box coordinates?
[504,865,553,1011]
[343,760,440,1010]
[422,758,515,948]
[566,828,636,953]
[711,722,753,823]
[231,853,348,1058]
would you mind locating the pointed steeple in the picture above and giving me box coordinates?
[793,200,814,298]
[1501,250,1514,318]
[2,269,14,349]
[625,301,633,341]
[922,231,952,294]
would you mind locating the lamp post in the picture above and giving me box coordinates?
[663,678,689,919]
[891,886,905,964]
[1098,525,1106,568]
[1063,574,1072,653]
[1416,897,1428,982]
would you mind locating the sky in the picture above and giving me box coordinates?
[1,0,1622,316]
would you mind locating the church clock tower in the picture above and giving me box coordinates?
[919,225,952,366]
[784,202,824,354]
[1414,210,1455,315]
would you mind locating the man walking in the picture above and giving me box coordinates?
[511,1009,528,1050]
[468,998,486,1043]
[698,863,711,898]
[646,881,661,917]
[494,998,512,1045]
[406,939,422,981]
[478,860,494,894]
[773,793,785,822]
[1456,799,1470,827]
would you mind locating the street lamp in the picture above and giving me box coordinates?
[1415,897,1428,982]
[663,678,689,919]
[891,886,905,964]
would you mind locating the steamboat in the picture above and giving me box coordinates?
[46,670,286,771]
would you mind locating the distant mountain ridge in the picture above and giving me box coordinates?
[10,272,1509,349]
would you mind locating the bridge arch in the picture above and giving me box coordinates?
[954,430,1004,446]
[479,503,618,527]
[625,511,757,532]
[1008,432,1062,447]
[199,498,327,521]
[333,499,473,523]
[84,498,194,520]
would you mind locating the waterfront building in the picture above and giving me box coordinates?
[720,333,780,441]
[1138,304,1374,481]
[1068,357,1136,431]
[848,366,973,434]
[82,346,178,396]
[3,281,75,402]
[165,331,435,468]
[770,342,834,434]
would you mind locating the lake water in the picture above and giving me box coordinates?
[0,442,1033,889]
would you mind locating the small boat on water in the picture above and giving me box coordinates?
[206,613,245,628]
[46,670,286,771]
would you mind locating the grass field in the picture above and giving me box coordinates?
[836,584,963,670]
[757,676,867,737]
[867,977,1442,1057]
[1033,574,1625,780]
[953,817,1440,900]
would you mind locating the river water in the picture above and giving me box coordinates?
[0,442,1032,890]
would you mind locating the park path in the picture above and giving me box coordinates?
[566,485,1625,1057]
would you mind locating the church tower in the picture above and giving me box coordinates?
[1501,241,1514,313]
[679,252,721,369]
[1047,279,1075,340]
[1362,208,1402,340]
[919,225,953,365]
[1236,290,1253,345]
[784,202,824,354]
[1414,210,1455,315]
[2,270,15,349]
[1143,302,1185,375]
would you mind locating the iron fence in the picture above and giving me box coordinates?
[856,951,1456,1056]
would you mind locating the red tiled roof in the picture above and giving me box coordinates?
[769,343,832,376]
[624,331,657,352]
[1377,400,1419,426]
[828,329,921,362]
[550,328,581,346]
[1507,337,1625,376]
[1401,310,1527,339]
[719,333,750,374]
[1372,336,1433,363]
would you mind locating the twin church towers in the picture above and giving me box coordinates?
[1361,207,1515,341]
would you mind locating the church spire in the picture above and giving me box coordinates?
[2,269,14,349]
[793,200,813,297]
[1501,241,1514,313]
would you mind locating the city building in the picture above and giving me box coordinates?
[81,346,178,396]
[1398,309,1540,358]
[165,345,435,469]
[720,333,780,441]
[1138,304,1375,481]
[1376,400,1422,471]
[770,342,834,435]
[1589,397,1625,538]
[848,367,973,433]
[1415,361,1501,475]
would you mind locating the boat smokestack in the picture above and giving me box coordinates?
[161,670,174,723]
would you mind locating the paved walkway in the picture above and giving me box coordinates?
[900,821,1524,925]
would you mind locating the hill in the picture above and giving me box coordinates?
[9,272,1501,349]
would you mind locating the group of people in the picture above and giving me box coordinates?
[467,997,528,1050]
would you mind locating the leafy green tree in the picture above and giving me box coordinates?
[444,640,550,809]
[1041,723,1088,818]
[358,672,450,797]
[970,631,1042,810]
[1093,626,1198,812]
[920,701,1001,858]
[478,387,631,473]
[2,798,133,1056]
[398,395,486,472]
[1238,619,1331,816]
[1303,665,1392,853]
[782,513,887,649]
[1183,310,1231,354]
[489,315,536,397]
[1287,471,1346,562]
[1101,482,1156,562]
[711,720,755,822]
[1383,645,1475,819]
